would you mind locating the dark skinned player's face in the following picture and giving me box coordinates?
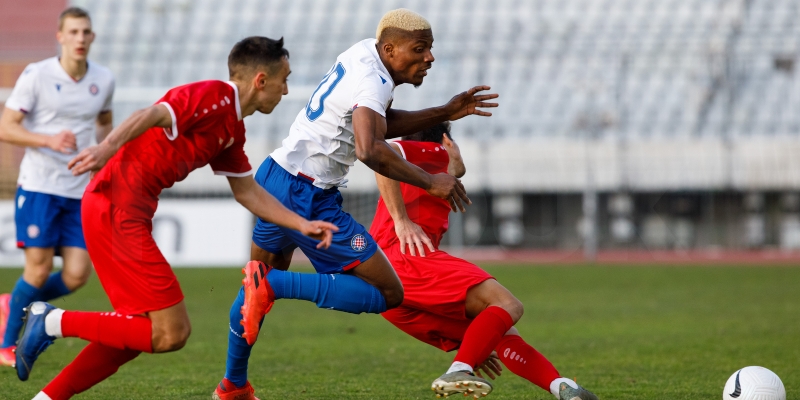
[384,29,435,86]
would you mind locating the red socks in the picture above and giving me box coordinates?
[42,343,140,400]
[61,311,154,353]
[496,334,560,391]
[453,306,515,368]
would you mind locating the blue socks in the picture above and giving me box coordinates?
[267,270,388,314]
[2,278,40,348]
[224,287,256,387]
[223,271,388,387]
[2,272,72,348]
[38,271,71,302]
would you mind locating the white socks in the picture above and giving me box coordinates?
[44,308,65,338]
[550,377,578,398]
[32,391,53,400]
[446,361,473,375]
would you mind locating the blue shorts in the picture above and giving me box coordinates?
[15,187,86,250]
[252,157,378,274]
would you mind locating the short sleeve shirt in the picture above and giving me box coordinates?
[271,38,395,189]
[6,57,115,199]
[88,80,252,219]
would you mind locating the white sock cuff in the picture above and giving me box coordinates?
[44,308,65,338]
[550,377,578,398]
[446,361,474,375]
[32,391,53,400]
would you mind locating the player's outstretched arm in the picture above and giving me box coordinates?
[68,104,172,175]
[0,107,77,153]
[354,107,471,212]
[384,86,499,139]
[227,175,338,249]
[374,143,435,257]
[95,111,114,143]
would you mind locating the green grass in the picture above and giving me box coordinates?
[1,265,799,399]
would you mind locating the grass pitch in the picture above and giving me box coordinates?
[1,264,799,399]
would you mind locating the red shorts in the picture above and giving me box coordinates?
[380,244,493,352]
[82,190,184,315]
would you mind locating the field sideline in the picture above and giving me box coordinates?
[1,265,798,399]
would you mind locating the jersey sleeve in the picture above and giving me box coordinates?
[352,72,393,117]
[157,83,203,141]
[4,64,38,114]
[101,78,115,113]
[210,139,253,177]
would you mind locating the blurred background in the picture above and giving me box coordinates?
[2,0,800,266]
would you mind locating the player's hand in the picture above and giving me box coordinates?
[426,173,471,212]
[475,351,503,380]
[443,86,499,121]
[47,130,77,154]
[395,219,435,257]
[68,141,115,176]
[300,220,340,250]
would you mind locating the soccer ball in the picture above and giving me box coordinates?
[723,366,785,400]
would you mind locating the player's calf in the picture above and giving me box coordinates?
[350,250,404,309]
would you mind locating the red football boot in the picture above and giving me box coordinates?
[0,346,15,367]
[240,261,275,346]
[212,377,259,400]
[0,293,9,339]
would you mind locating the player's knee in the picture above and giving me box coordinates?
[152,322,192,353]
[499,297,524,323]
[23,263,53,287]
[62,267,91,291]
[382,285,404,309]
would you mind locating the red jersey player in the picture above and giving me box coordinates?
[13,37,338,400]
[370,122,599,400]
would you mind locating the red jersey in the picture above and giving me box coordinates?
[369,140,451,249]
[87,80,252,219]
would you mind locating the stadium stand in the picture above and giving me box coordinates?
[3,0,799,251]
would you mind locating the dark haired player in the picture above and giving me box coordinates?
[13,37,338,400]
[0,7,113,367]
[213,8,498,400]
[372,123,599,399]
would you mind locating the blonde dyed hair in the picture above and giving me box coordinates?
[376,9,431,41]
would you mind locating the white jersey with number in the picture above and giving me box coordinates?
[271,38,395,189]
[5,57,115,199]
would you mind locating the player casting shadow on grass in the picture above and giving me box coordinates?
[372,122,598,400]
[213,8,499,400]
[0,7,113,367]
[12,37,338,400]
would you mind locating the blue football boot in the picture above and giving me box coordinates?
[15,302,57,381]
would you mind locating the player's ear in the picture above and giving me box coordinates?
[381,42,395,58]
[253,71,267,90]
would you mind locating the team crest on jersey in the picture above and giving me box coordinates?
[350,234,367,252]
[27,224,40,239]
[89,84,99,95]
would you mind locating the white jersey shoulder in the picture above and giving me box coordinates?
[6,57,115,199]
[271,38,395,189]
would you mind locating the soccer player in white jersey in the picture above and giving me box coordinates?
[213,8,499,400]
[0,7,114,367]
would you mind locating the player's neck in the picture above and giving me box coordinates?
[232,80,257,118]
[376,44,403,86]
[59,56,88,82]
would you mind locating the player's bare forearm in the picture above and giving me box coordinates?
[229,175,307,232]
[228,176,338,248]
[385,86,500,139]
[95,111,114,142]
[353,107,432,190]
[69,104,171,174]
[102,105,169,152]
[375,173,411,224]
[384,107,448,139]
[0,107,51,148]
